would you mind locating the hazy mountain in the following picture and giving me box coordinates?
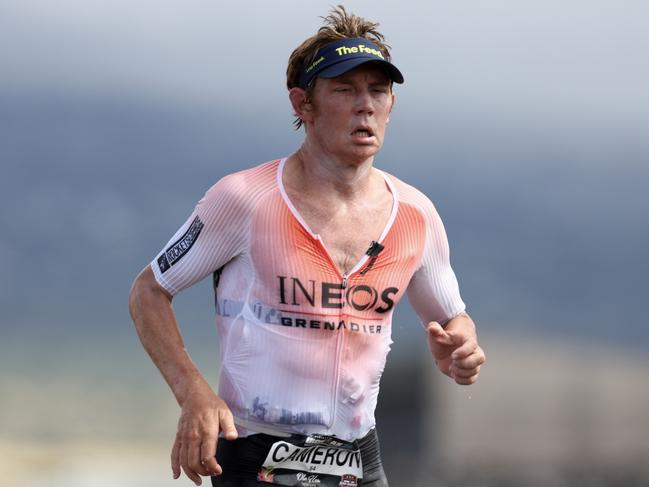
[1,93,648,351]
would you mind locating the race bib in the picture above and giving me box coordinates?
[257,434,363,487]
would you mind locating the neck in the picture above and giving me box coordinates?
[288,143,376,200]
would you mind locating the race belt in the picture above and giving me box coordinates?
[257,434,363,486]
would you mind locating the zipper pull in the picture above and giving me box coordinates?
[366,241,384,257]
[342,273,348,289]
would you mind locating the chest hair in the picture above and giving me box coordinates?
[287,189,393,274]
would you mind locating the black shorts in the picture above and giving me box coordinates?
[211,428,389,486]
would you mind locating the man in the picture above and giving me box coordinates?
[129,6,485,487]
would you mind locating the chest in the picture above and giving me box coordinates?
[247,188,426,316]
[288,193,393,275]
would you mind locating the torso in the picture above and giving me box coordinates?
[283,166,394,274]
[152,158,464,439]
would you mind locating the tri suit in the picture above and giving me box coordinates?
[151,158,466,485]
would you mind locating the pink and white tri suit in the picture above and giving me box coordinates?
[151,158,465,441]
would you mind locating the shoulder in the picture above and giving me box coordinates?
[380,170,441,221]
[199,159,280,214]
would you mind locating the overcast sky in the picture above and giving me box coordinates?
[2,0,648,130]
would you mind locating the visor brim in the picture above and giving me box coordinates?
[309,58,404,86]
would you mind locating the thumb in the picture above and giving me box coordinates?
[449,330,466,347]
[427,321,453,346]
[427,321,445,338]
[220,411,238,440]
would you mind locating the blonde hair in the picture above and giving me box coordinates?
[287,5,393,129]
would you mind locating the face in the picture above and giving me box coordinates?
[299,63,395,163]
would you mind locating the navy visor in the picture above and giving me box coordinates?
[297,37,404,89]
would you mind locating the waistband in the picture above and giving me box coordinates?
[214,428,384,480]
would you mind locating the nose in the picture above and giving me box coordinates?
[354,88,374,115]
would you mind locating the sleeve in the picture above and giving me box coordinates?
[150,175,249,296]
[406,198,466,328]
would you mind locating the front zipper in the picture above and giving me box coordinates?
[334,272,349,433]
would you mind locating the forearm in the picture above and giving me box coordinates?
[128,266,212,406]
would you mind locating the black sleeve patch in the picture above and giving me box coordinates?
[157,215,204,274]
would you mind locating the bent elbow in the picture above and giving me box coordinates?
[128,269,146,322]
[128,265,172,319]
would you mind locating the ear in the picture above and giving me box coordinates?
[289,87,314,124]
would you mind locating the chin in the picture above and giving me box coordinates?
[338,151,374,164]
[350,146,381,161]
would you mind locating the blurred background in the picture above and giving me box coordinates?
[1,1,648,486]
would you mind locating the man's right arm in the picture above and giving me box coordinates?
[128,265,238,486]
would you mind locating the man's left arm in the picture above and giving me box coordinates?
[404,195,486,385]
[426,312,486,385]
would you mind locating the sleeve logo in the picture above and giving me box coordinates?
[157,215,204,274]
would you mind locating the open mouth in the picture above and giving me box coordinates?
[351,128,374,138]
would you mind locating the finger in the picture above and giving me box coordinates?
[200,437,221,476]
[450,364,481,379]
[171,438,181,479]
[180,438,203,486]
[448,330,468,347]
[181,465,202,486]
[454,351,486,370]
[220,409,238,441]
[454,374,478,386]
[188,437,211,478]
[451,338,477,360]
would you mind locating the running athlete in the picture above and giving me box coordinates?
[129,6,485,487]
